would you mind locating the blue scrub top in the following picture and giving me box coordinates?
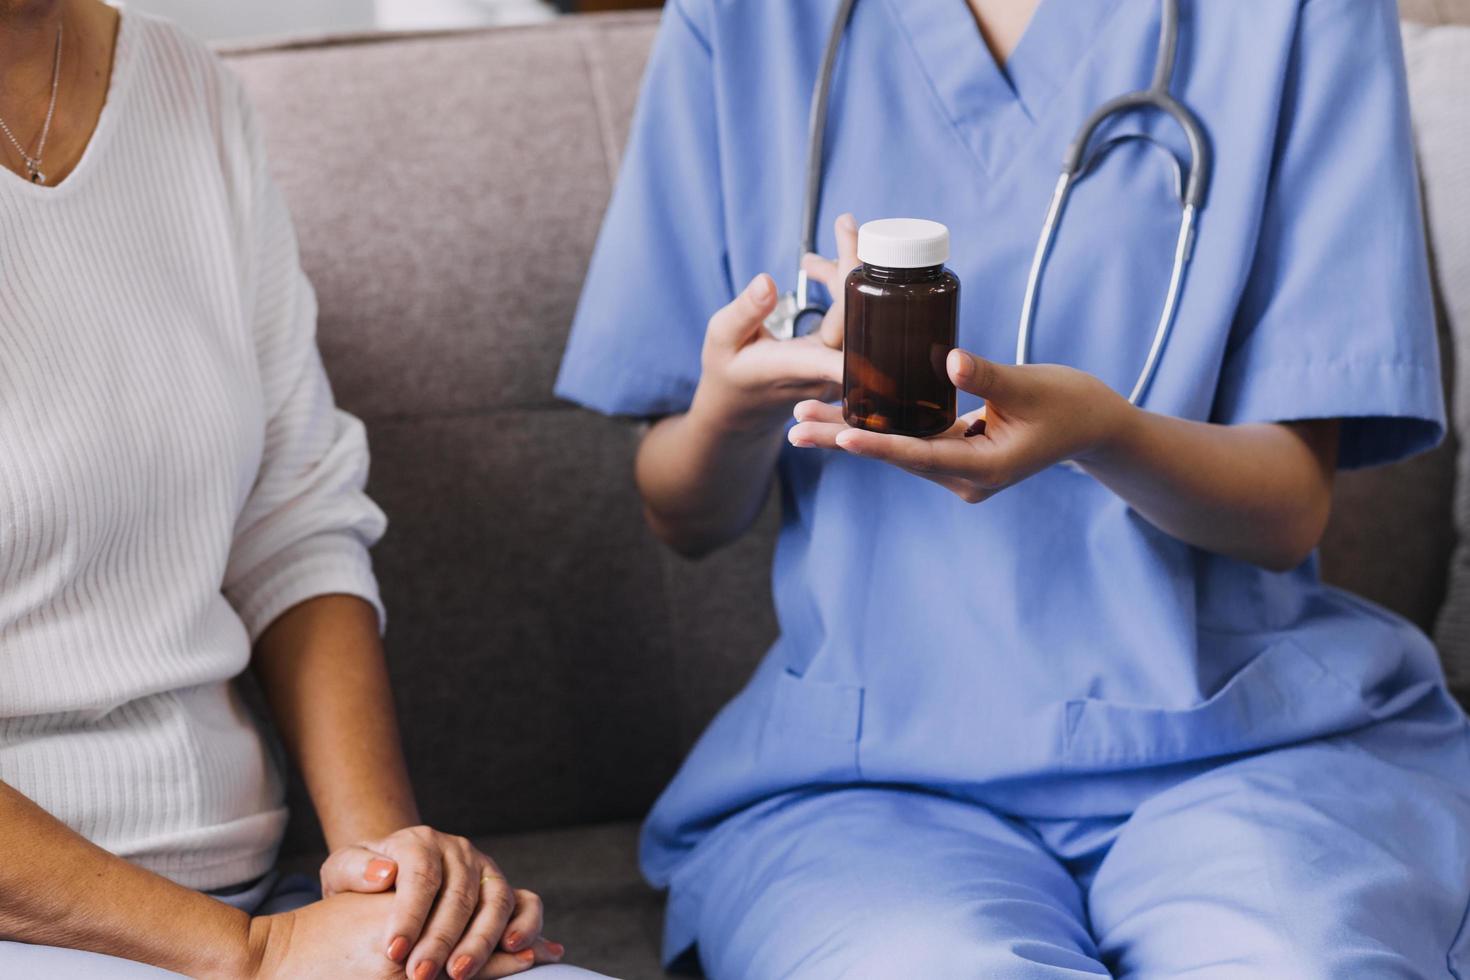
[555,0,1448,888]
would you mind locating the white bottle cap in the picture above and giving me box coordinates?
[857,218,950,269]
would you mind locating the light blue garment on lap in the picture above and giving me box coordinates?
[555,0,1469,971]
[0,873,611,978]
[0,872,317,978]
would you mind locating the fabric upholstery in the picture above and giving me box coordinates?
[1401,0,1470,26]
[221,10,1463,976]
[1406,25,1470,704]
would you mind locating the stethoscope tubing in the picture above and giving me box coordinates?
[794,0,860,326]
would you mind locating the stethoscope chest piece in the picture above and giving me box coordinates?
[764,271,828,340]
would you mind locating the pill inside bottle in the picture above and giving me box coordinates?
[843,218,960,438]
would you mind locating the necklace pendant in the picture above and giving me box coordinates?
[27,166,44,185]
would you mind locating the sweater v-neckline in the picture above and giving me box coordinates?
[0,8,134,201]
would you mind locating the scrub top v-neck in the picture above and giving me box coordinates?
[888,0,1125,176]
[556,0,1448,891]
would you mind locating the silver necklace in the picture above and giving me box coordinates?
[0,23,64,185]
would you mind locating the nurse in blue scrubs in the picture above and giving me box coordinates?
[556,0,1470,975]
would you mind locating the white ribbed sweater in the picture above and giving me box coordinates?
[0,10,385,889]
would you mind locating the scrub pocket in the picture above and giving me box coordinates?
[1063,637,1371,768]
[760,668,865,780]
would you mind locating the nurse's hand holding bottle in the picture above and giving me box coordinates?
[636,216,858,558]
[789,353,1128,503]
[689,214,857,430]
[787,317,1342,573]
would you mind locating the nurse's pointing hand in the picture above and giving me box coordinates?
[787,350,1131,502]
[691,271,844,431]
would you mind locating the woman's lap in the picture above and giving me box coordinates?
[0,872,315,978]
[682,713,1470,979]
[0,942,187,978]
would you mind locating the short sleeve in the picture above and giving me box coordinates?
[554,0,730,417]
[1211,0,1445,469]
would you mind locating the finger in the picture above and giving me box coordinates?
[407,846,483,980]
[819,213,860,349]
[834,211,860,272]
[732,335,843,389]
[792,423,992,499]
[382,843,442,965]
[319,845,396,897]
[948,348,1018,403]
[834,427,1006,487]
[788,419,847,449]
[476,938,566,979]
[439,868,518,980]
[800,251,838,287]
[708,274,779,351]
[497,889,545,954]
[799,214,859,289]
[792,399,844,424]
[476,948,537,979]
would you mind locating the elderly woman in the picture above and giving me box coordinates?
[0,2,599,978]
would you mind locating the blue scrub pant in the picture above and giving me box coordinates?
[688,712,1470,978]
[0,872,607,978]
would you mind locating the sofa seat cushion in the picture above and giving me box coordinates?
[281,821,668,980]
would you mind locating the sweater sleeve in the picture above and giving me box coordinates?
[221,83,387,642]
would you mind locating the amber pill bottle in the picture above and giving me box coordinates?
[843,219,960,438]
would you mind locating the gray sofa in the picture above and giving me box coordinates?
[221,6,1470,977]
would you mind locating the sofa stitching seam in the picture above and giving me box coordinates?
[576,24,622,188]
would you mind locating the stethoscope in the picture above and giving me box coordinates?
[765,0,1211,407]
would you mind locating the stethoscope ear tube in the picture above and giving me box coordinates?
[1021,0,1209,407]
[768,0,858,340]
[1062,93,1210,210]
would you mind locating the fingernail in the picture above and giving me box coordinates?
[789,437,815,449]
[748,275,772,301]
[965,418,988,438]
[516,948,536,963]
[366,858,394,882]
[546,941,566,959]
[840,212,857,231]
[414,961,437,980]
[948,348,973,381]
[387,937,411,962]
[503,931,522,951]
[450,955,473,979]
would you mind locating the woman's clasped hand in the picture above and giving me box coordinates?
[250,826,563,980]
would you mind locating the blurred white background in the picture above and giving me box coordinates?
[124,0,556,41]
